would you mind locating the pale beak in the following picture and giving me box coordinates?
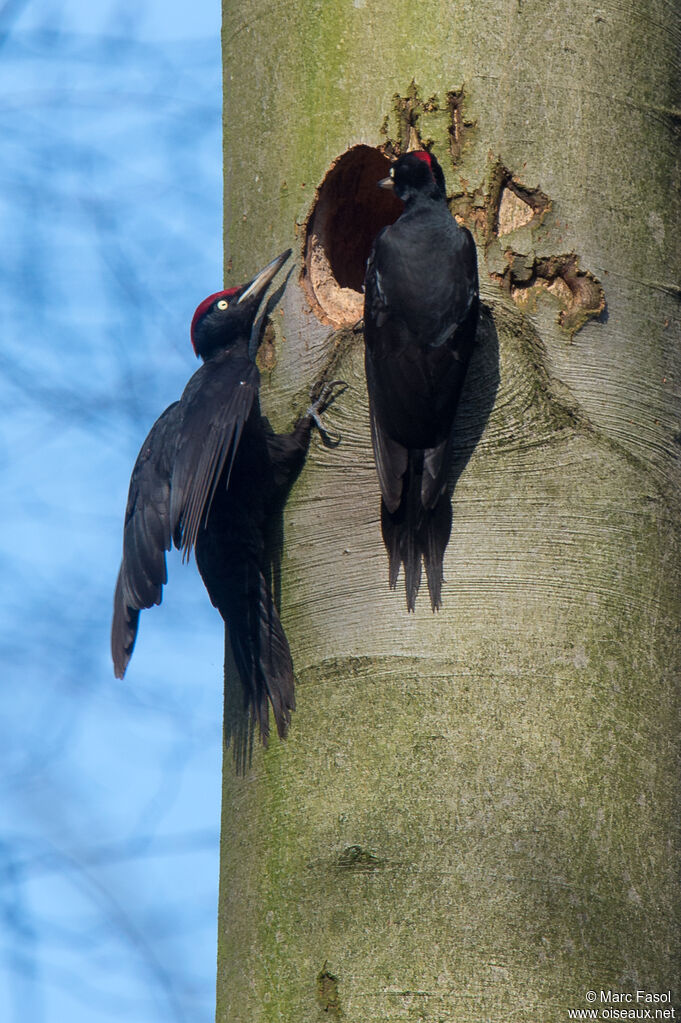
[238,249,292,305]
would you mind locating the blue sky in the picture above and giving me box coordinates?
[1,2,226,1020]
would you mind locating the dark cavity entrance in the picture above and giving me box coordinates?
[302,145,403,327]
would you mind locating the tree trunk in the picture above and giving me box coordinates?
[217,2,681,1020]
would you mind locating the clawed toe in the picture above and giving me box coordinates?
[305,380,348,448]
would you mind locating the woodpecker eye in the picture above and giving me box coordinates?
[216,299,229,310]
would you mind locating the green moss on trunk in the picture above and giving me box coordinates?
[218,0,681,1019]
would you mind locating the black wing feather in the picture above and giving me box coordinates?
[111,402,180,677]
[170,355,259,558]
[369,406,407,514]
[112,351,259,678]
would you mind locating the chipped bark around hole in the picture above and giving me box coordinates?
[453,156,604,338]
[302,84,602,341]
[446,86,476,165]
[488,159,552,236]
[302,82,475,329]
[380,79,475,164]
[498,188,535,235]
[494,251,606,339]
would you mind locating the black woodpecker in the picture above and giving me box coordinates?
[363,150,479,611]
[112,249,344,756]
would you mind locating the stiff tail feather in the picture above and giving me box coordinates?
[420,493,452,611]
[223,629,256,775]
[380,455,452,611]
[224,567,296,769]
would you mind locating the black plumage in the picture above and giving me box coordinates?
[363,151,479,610]
[112,250,343,755]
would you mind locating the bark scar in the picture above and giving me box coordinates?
[317,962,342,1017]
[452,157,606,339]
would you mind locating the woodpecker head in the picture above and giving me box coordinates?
[378,151,447,203]
[190,249,291,360]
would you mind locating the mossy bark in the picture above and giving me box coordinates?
[218,1,681,1020]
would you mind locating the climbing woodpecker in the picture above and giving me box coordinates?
[363,150,479,610]
[112,249,345,758]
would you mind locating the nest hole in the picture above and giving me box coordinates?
[302,145,403,327]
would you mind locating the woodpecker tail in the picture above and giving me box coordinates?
[420,492,452,611]
[222,627,256,774]
[380,453,452,612]
[223,565,296,766]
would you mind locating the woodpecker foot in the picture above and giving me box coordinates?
[306,380,347,448]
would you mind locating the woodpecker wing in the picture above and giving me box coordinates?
[111,401,181,677]
[112,350,260,678]
[369,406,407,514]
[169,350,260,558]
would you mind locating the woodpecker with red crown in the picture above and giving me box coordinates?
[363,150,479,610]
[112,250,344,758]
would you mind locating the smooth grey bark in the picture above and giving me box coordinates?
[217,2,681,1020]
